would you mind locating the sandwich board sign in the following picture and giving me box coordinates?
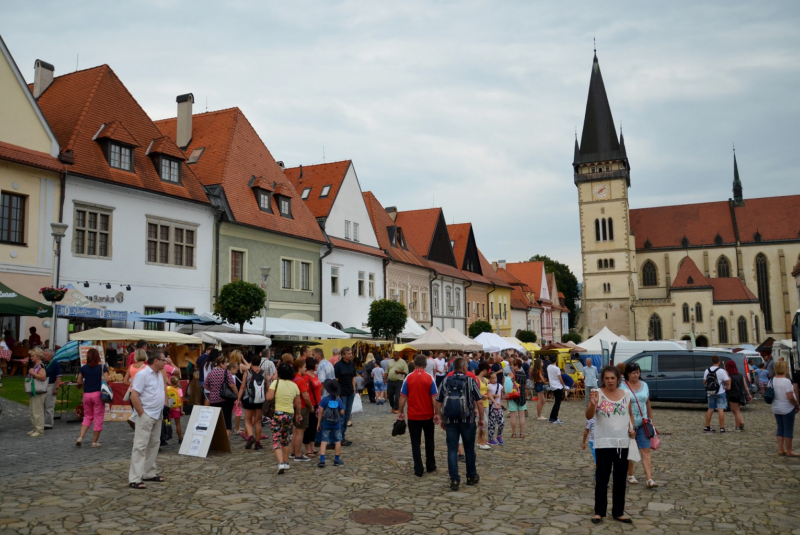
[178,406,231,458]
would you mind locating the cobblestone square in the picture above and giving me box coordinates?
[1,396,798,534]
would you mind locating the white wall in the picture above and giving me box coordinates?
[431,278,466,334]
[529,308,542,339]
[511,308,527,335]
[55,175,215,345]
[322,247,385,330]
[326,165,379,248]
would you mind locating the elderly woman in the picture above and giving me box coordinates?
[26,347,47,437]
[76,348,110,447]
[204,356,238,437]
[772,360,800,456]
[587,365,635,525]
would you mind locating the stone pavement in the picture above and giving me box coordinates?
[1,394,800,534]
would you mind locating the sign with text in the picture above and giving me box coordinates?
[178,406,231,458]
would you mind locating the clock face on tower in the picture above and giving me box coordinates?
[593,182,610,200]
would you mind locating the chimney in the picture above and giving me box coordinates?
[298,164,303,180]
[176,93,194,149]
[276,161,285,171]
[33,60,54,99]
[497,259,507,269]
[386,206,397,221]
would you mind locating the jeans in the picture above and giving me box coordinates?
[366,382,376,403]
[775,411,796,438]
[444,421,477,483]
[408,418,437,476]
[340,394,355,441]
[595,447,629,518]
[387,380,403,410]
[549,389,563,422]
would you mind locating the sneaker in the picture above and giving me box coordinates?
[289,453,296,459]
[550,420,564,425]
[449,480,460,492]
[538,417,547,420]
[294,455,311,462]
[341,440,353,447]
[466,475,480,486]
[333,459,344,467]
[487,439,499,446]
[317,460,326,468]
[245,436,256,450]
[277,464,286,474]
[458,454,466,463]
[477,444,491,450]
[497,437,504,446]
[254,442,263,450]
[720,428,727,434]
[283,462,291,471]
[703,426,715,433]
[27,430,35,436]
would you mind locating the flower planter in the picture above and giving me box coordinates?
[41,290,65,302]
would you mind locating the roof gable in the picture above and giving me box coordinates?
[671,256,757,303]
[362,191,429,269]
[448,223,482,275]
[284,161,351,219]
[506,261,549,302]
[395,208,458,268]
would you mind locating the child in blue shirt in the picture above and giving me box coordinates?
[582,416,596,481]
[316,379,345,468]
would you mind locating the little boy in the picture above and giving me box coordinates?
[166,376,185,443]
[316,379,345,468]
[582,416,596,481]
[355,371,364,394]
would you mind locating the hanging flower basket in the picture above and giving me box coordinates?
[39,286,67,302]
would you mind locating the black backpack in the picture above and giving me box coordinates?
[704,367,721,395]
[441,374,471,419]
[322,397,341,424]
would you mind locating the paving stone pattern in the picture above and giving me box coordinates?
[1,395,799,534]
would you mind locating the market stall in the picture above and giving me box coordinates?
[474,331,523,353]
[407,327,467,351]
[442,328,483,352]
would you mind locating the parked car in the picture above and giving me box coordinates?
[625,350,752,403]
[610,341,685,365]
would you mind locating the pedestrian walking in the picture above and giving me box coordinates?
[372,359,387,404]
[434,352,447,389]
[397,354,439,477]
[75,348,110,448]
[509,358,528,438]
[724,360,751,431]
[436,357,484,491]
[476,361,492,450]
[239,353,266,450]
[533,359,547,420]
[303,357,322,457]
[204,356,238,438]
[25,347,47,437]
[386,352,409,413]
[587,366,635,524]
[316,379,344,467]
[622,362,657,488]
[290,358,313,462]
[771,360,800,456]
[42,349,61,429]
[583,358,598,406]
[363,353,377,403]
[128,351,168,489]
[334,347,357,446]
[166,376,184,443]
[486,372,504,446]
[548,360,565,424]
[267,363,302,474]
[703,355,731,433]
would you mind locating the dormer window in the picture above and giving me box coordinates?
[109,143,133,171]
[278,197,291,218]
[320,185,331,198]
[258,191,272,213]
[159,157,181,183]
[301,188,311,199]
[187,147,204,164]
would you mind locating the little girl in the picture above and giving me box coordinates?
[228,362,243,437]
[487,372,505,446]
[166,376,185,443]
[581,416,596,481]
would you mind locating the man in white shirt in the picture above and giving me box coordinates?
[129,350,167,489]
[703,355,731,433]
[434,352,447,389]
[424,351,436,378]
[547,362,565,424]
[314,348,334,384]
[259,348,277,383]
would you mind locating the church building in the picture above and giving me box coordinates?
[575,52,800,346]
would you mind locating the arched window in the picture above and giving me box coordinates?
[755,316,760,342]
[718,316,728,344]
[717,256,730,278]
[595,219,601,242]
[695,303,703,322]
[738,316,748,343]
[756,254,772,331]
[610,259,615,268]
[433,289,439,315]
[603,259,609,269]
[682,303,690,323]
[597,259,603,269]
[642,261,657,287]
[608,218,614,240]
[455,289,461,315]
[601,219,608,241]
[649,314,663,340]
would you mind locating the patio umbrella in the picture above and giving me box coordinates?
[0,281,52,317]
[343,327,371,335]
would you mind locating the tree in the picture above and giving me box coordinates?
[468,320,493,338]
[516,329,537,343]
[214,280,266,333]
[368,299,407,340]
[529,254,580,329]
[562,332,582,344]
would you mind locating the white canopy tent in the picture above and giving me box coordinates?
[474,332,523,353]
[179,314,350,339]
[578,326,623,353]
[442,328,483,352]
[407,327,467,351]
[398,317,427,340]
[197,332,271,346]
[70,327,202,344]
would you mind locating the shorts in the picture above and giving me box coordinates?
[169,408,181,420]
[759,381,769,388]
[707,393,727,410]
[242,399,261,411]
[374,381,386,392]
[634,425,651,449]
[508,399,527,412]
[320,427,343,444]
[534,383,544,393]
[294,407,310,429]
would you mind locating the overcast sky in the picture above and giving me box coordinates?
[3,1,799,278]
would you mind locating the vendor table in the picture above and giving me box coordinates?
[57,382,80,422]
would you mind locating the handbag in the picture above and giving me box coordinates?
[123,387,131,402]
[352,393,363,414]
[506,379,522,400]
[24,375,48,395]
[220,371,238,401]
[650,432,661,451]
[628,437,642,462]
[631,384,655,438]
[764,379,775,405]
[100,380,113,403]
[262,379,278,418]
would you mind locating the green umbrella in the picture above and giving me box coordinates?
[343,327,370,335]
[0,282,53,317]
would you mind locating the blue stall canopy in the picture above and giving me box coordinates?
[56,285,127,321]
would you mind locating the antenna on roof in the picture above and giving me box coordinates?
[323,146,325,163]
[205,96,208,113]
[593,37,596,55]
[75,53,79,72]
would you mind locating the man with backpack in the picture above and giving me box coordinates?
[703,355,732,433]
[397,354,440,477]
[435,356,484,491]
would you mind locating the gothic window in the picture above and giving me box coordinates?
[641,261,657,287]
[610,259,615,268]
[649,314,663,341]
[717,256,730,278]
[718,316,728,344]
[595,219,601,242]
[696,303,703,322]
[738,316,748,343]
[597,259,603,269]
[608,218,614,240]
[682,303,690,323]
[756,253,772,331]
[601,218,608,241]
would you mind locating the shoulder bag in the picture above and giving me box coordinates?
[24,366,48,395]
[263,379,278,418]
[220,370,238,401]
[631,384,655,438]
[764,379,775,405]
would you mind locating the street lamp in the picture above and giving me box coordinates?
[50,222,68,349]
[260,266,270,337]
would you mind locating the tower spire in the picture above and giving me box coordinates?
[732,145,743,205]
[576,52,621,163]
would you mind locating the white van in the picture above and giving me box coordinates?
[610,341,685,365]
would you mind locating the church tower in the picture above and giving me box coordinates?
[574,52,637,339]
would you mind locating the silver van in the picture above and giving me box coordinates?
[625,351,751,402]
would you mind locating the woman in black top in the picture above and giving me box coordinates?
[76,348,109,448]
[725,360,752,431]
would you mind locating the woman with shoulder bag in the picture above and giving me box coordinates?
[267,363,302,474]
[725,360,752,432]
[204,356,238,438]
[76,348,110,448]
[532,359,547,420]
[239,353,265,450]
[25,347,48,437]
[621,362,657,489]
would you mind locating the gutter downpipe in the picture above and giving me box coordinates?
[462,279,472,334]
[53,170,66,341]
[214,211,222,303]
[429,269,438,330]
[487,282,497,333]
[319,232,334,323]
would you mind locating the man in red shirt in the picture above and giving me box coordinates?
[398,354,440,477]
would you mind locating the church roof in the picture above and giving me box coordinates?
[574,53,626,165]
[670,256,758,303]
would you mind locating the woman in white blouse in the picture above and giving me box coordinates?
[772,360,800,456]
[586,365,636,525]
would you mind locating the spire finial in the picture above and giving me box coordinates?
[593,37,596,55]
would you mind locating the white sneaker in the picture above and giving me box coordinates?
[277,464,285,474]
[283,462,291,470]
[478,444,492,450]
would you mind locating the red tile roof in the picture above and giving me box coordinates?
[329,237,386,258]
[155,108,324,243]
[497,267,542,310]
[34,65,208,204]
[0,141,63,173]
[477,249,512,288]
[394,208,442,257]
[447,223,471,269]
[146,136,186,160]
[427,260,469,281]
[733,195,800,244]
[95,121,139,147]
[283,161,351,219]
[362,191,430,269]
[506,261,546,301]
[671,256,758,303]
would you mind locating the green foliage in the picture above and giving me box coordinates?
[214,280,267,333]
[368,299,408,340]
[468,320,493,338]
[516,329,538,343]
[562,332,583,344]
[529,254,580,328]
